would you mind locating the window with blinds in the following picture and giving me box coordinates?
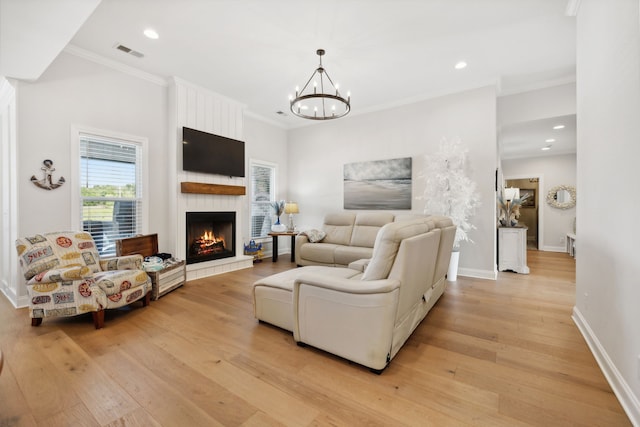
[79,135,143,256]
[250,160,276,239]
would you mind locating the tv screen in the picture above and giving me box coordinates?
[182,127,245,177]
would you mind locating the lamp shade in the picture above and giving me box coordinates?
[504,187,520,201]
[284,202,299,214]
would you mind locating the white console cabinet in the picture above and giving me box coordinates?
[498,227,529,274]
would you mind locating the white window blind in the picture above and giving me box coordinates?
[80,134,143,256]
[250,161,276,239]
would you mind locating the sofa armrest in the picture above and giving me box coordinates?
[294,272,400,294]
[294,234,310,265]
[99,254,144,271]
[348,258,370,273]
[26,265,93,285]
[292,273,400,369]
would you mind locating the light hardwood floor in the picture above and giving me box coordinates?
[0,251,631,426]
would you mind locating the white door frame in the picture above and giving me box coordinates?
[504,173,544,251]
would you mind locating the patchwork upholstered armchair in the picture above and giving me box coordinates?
[15,231,152,329]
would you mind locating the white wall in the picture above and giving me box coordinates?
[17,52,169,239]
[243,115,289,253]
[0,77,19,305]
[498,82,576,126]
[13,52,168,301]
[502,154,576,251]
[574,0,640,423]
[288,86,498,278]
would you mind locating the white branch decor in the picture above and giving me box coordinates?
[421,138,481,248]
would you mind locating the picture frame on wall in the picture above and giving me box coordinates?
[343,157,412,210]
[520,188,536,208]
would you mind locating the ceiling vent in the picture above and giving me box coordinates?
[114,43,144,58]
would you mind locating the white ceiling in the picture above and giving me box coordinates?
[3,0,578,156]
[500,114,576,160]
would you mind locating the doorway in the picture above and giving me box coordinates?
[505,177,540,250]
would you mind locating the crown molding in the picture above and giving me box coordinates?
[244,110,288,129]
[169,76,246,109]
[63,44,168,87]
[498,74,576,97]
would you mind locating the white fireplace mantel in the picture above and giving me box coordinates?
[169,78,252,278]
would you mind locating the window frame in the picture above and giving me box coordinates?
[249,159,277,239]
[70,125,149,255]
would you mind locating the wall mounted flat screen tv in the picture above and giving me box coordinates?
[182,127,245,177]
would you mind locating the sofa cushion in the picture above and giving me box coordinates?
[16,231,101,280]
[334,246,374,266]
[299,242,340,265]
[322,213,356,245]
[349,212,395,248]
[93,269,150,296]
[362,219,432,281]
[255,265,362,291]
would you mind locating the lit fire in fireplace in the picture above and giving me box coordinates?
[191,230,226,255]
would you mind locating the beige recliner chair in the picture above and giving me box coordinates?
[253,216,455,372]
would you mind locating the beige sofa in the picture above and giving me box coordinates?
[253,215,455,372]
[295,212,419,267]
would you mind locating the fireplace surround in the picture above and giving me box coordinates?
[185,211,236,264]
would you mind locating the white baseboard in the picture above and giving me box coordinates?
[457,267,497,281]
[542,245,566,252]
[572,307,640,425]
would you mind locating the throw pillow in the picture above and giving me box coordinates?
[302,229,326,243]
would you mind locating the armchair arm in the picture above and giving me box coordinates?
[26,265,93,285]
[100,254,144,271]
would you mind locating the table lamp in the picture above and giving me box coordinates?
[284,202,299,231]
[504,187,520,201]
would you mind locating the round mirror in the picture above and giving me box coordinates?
[546,185,576,209]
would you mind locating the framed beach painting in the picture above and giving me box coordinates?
[343,157,412,210]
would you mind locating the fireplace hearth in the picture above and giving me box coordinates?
[186,211,236,264]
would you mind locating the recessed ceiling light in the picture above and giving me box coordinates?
[144,28,159,39]
[542,145,552,151]
[545,138,556,143]
[553,124,565,130]
[454,61,467,70]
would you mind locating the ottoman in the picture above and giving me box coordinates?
[253,266,362,331]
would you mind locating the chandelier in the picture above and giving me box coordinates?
[290,49,351,120]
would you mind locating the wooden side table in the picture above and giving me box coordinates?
[268,231,298,262]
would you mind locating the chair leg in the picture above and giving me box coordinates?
[92,310,105,329]
[142,291,151,306]
[31,317,43,327]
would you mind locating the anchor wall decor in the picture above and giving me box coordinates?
[31,159,65,190]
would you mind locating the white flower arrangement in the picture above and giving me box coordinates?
[497,193,530,227]
[421,138,481,249]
